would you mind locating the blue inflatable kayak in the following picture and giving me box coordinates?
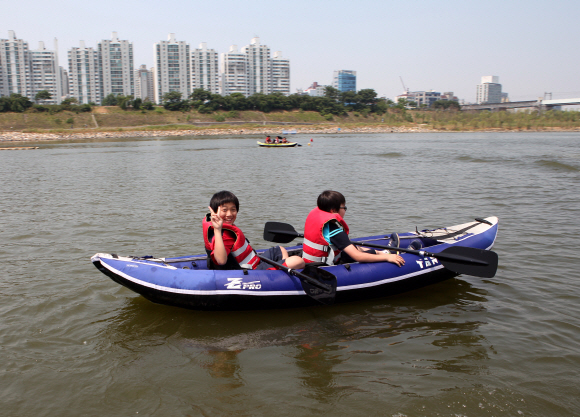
[91,216,498,310]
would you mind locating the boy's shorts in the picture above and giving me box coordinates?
[255,246,284,270]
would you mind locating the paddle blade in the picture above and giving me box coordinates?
[299,265,337,305]
[439,246,498,278]
[263,221,301,243]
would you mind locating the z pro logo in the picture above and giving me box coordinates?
[224,278,262,290]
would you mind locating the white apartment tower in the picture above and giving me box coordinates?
[68,41,102,104]
[60,67,69,99]
[476,76,502,104]
[154,33,190,104]
[134,64,154,102]
[29,40,62,104]
[220,45,249,96]
[242,37,271,95]
[98,32,134,98]
[271,51,290,95]
[191,42,219,93]
[0,31,32,98]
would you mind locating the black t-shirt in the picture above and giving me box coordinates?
[328,220,352,250]
[328,220,376,263]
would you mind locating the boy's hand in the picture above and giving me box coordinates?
[384,253,405,267]
[208,206,223,231]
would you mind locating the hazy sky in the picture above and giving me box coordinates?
[2,0,580,103]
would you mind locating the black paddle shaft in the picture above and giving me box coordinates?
[256,255,337,305]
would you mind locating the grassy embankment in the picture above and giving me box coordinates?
[2,106,580,133]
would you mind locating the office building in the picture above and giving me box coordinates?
[29,40,62,104]
[134,64,154,102]
[271,51,290,95]
[333,70,356,92]
[395,90,459,107]
[98,32,134,98]
[191,42,219,94]
[242,37,271,95]
[410,90,441,107]
[68,41,102,104]
[220,45,249,96]
[476,76,502,104]
[154,33,190,104]
[0,31,32,98]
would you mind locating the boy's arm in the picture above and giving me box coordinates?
[341,244,404,266]
[328,221,404,267]
[209,206,228,265]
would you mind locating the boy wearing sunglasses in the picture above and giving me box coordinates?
[302,190,404,267]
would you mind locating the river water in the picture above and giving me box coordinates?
[1,132,579,416]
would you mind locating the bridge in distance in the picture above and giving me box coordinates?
[461,98,580,111]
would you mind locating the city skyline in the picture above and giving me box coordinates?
[2,0,580,103]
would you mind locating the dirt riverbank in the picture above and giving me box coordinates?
[0,125,437,142]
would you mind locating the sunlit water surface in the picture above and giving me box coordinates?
[1,132,579,416]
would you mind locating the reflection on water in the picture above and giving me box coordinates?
[95,278,491,406]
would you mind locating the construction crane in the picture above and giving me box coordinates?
[399,77,409,94]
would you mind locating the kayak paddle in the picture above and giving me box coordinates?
[256,255,337,305]
[263,221,498,278]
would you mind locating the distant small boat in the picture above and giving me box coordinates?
[282,129,297,135]
[257,141,298,147]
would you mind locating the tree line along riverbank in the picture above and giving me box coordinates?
[1,107,580,142]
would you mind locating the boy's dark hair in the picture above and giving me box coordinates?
[317,190,345,212]
[209,190,239,212]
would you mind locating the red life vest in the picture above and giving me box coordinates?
[202,214,261,269]
[302,207,350,265]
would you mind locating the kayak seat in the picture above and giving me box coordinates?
[407,240,423,250]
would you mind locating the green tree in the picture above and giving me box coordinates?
[60,97,78,110]
[433,100,460,110]
[190,88,212,103]
[102,93,118,106]
[162,91,186,111]
[324,86,340,101]
[357,89,378,107]
[3,94,33,112]
[116,95,134,110]
[142,99,154,110]
[34,90,52,104]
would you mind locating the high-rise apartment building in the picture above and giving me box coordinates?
[220,38,290,97]
[191,42,219,93]
[242,37,271,95]
[271,51,290,95]
[29,40,62,104]
[476,76,502,104]
[0,31,32,98]
[220,45,249,96]
[333,70,356,92]
[154,33,190,104]
[68,41,102,104]
[60,67,69,98]
[134,64,154,102]
[98,32,134,98]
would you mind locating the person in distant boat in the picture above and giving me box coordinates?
[203,191,305,271]
[274,136,280,143]
[265,136,272,143]
[281,137,288,143]
[302,190,405,266]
